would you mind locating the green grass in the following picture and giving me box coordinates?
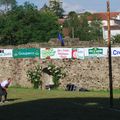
[0,88,120,120]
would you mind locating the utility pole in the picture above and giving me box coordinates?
[107,0,113,108]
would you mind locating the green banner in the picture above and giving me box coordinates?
[88,48,103,55]
[13,48,40,58]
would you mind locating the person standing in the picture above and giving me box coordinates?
[0,78,12,103]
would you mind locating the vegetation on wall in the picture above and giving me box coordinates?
[27,63,66,89]
[27,64,42,89]
[46,63,66,88]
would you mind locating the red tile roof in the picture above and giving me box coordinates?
[88,12,120,21]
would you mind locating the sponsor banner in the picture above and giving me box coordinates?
[41,48,56,59]
[41,48,72,59]
[0,49,12,57]
[13,48,40,58]
[72,48,84,59]
[84,47,108,58]
[56,48,72,59]
[111,48,120,57]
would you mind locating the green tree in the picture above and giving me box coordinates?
[0,2,59,45]
[0,0,16,11]
[89,16,103,42]
[111,34,120,44]
[50,0,64,18]
[64,11,79,38]
[77,13,90,41]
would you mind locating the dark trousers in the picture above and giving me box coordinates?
[0,85,7,102]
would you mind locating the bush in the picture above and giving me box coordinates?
[47,64,66,88]
[27,64,42,89]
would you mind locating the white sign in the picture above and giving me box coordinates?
[72,48,84,59]
[41,48,72,59]
[84,47,108,58]
[111,48,120,57]
[0,49,13,57]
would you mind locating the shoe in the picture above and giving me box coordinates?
[2,100,9,103]
[0,101,4,104]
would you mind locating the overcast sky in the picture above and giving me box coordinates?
[16,0,120,13]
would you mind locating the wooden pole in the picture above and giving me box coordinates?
[107,0,113,108]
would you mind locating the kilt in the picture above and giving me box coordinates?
[0,85,7,96]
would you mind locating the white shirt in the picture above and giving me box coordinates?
[0,80,9,88]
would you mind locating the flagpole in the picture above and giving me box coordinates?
[107,0,113,108]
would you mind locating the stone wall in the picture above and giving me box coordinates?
[0,57,120,90]
[0,41,120,90]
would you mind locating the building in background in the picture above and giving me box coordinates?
[88,12,120,41]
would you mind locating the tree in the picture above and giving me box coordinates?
[89,16,103,42]
[111,34,120,44]
[64,11,79,38]
[0,0,16,11]
[0,2,59,45]
[50,0,64,18]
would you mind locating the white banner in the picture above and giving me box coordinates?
[41,48,72,59]
[111,48,120,57]
[84,47,108,58]
[72,48,84,59]
[0,49,13,57]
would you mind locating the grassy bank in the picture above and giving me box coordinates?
[0,88,120,120]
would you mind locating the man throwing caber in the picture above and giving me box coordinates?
[0,78,12,103]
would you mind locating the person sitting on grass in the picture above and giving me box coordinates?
[0,78,12,103]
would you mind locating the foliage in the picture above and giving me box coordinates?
[47,64,66,88]
[111,34,120,44]
[0,2,59,45]
[27,64,42,89]
[64,11,79,38]
[64,11,103,41]
[89,16,103,42]
[0,0,16,11]
[49,0,64,18]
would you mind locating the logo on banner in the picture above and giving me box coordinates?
[72,48,77,59]
[0,49,12,57]
[89,48,103,55]
[41,48,56,58]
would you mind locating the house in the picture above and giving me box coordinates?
[88,12,120,40]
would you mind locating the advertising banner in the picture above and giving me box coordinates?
[41,48,72,59]
[111,48,120,57]
[0,49,12,57]
[84,47,108,58]
[72,48,84,59]
[13,48,40,58]
[41,48,56,59]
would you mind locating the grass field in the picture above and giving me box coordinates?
[0,88,120,120]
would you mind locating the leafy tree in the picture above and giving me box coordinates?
[50,0,64,18]
[0,2,59,45]
[111,34,120,44]
[64,11,103,42]
[40,4,50,13]
[77,13,90,41]
[89,16,103,42]
[64,11,79,38]
[0,0,16,11]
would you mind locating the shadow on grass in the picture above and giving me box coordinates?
[0,97,120,120]
[7,98,21,102]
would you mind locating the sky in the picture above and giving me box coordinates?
[16,0,120,13]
